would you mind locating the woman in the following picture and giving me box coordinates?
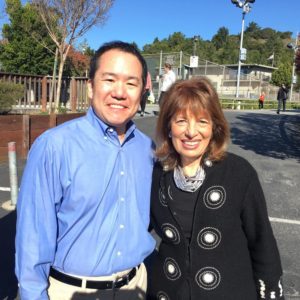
[148,78,284,300]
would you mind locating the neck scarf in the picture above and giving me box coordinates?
[173,165,206,192]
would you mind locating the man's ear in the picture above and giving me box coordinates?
[87,79,93,100]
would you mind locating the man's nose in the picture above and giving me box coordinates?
[111,82,126,100]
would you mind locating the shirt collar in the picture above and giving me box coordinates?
[86,106,136,140]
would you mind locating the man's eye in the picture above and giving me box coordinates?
[127,82,138,87]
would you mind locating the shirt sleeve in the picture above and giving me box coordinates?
[15,136,62,300]
[241,172,284,300]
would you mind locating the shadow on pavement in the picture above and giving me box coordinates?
[0,210,18,299]
[71,287,145,299]
[230,112,300,161]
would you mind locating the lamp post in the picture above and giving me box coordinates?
[231,0,255,98]
[190,35,200,76]
[287,32,299,101]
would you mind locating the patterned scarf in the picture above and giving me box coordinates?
[173,165,206,192]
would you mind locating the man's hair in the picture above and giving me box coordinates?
[164,63,172,70]
[155,77,230,170]
[89,41,148,89]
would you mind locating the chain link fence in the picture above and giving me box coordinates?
[143,51,300,103]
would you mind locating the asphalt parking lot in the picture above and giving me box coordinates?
[0,106,299,299]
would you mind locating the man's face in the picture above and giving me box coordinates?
[88,49,143,135]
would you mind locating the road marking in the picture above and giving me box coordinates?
[269,217,300,225]
[0,187,10,192]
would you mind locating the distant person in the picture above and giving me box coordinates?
[147,77,284,300]
[158,63,176,107]
[277,84,288,114]
[15,41,156,300]
[140,71,152,116]
[258,91,265,109]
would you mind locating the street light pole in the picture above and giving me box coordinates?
[236,9,246,98]
[287,33,299,101]
[231,0,254,98]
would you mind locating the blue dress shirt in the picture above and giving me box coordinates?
[15,107,156,300]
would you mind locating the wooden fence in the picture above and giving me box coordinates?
[0,72,90,112]
[0,113,85,162]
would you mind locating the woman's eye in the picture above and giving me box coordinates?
[199,119,209,125]
[176,119,187,124]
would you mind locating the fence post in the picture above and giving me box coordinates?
[41,76,47,112]
[70,77,77,112]
[49,113,57,128]
[22,114,30,159]
[8,142,18,207]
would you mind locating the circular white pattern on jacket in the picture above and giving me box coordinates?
[197,227,221,249]
[204,159,213,167]
[167,185,174,200]
[159,188,168,207]
[157,291,170,300]
[203,186,226,209]
[162,223,181,244]
[195,267,221,290]
[163,258,181,281]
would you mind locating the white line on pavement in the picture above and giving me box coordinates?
[269,217,300,225]
[0,187,10,192]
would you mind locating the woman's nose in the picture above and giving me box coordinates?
[185,122,198,137]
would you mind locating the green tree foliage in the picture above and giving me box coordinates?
[0,0,56,75]
[271,63,292,87]
[142,24,295,86]
[0,81,24,114]
[212,27,229,50]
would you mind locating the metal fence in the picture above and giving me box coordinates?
[143,52,300,102]
[1,52,299,112]
[0,72,89,112]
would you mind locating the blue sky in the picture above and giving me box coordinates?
[1,0,299,51]
[82,0,300,50]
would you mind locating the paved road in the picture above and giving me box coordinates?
[0,107,299,299]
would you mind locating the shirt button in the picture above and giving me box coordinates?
[117,251,122,256]
[119,224,124,229]
[120,197,125,202]
[120,171,124,176]
[108,128,114,133]
[104,136,108,140]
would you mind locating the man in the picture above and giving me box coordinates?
[158,63,176,107]
[276,83,288,114]
[140,71,152,117]
[15,41,156,300]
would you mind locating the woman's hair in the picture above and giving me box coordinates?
[156,77,230,170]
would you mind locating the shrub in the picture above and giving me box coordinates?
[0,81,24,114]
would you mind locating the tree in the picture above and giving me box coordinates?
[212,27,229,50]
[31,0,114,112]
[0,0,55,75]
[64,45,90,77]
[271,63,292,87]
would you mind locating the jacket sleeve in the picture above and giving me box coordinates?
[241,171,284,300]
[15,136,62,300]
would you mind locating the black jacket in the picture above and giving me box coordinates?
[148,153,284,300]
[277,86,288,100]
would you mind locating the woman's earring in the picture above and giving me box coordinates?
[168,132,172,138]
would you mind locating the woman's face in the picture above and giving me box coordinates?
[170,109,213,168]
